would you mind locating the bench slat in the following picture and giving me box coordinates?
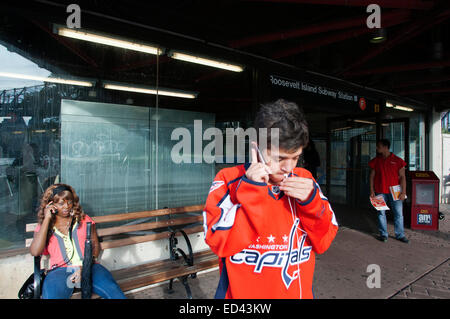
[112,250,217,279]
[92,205,204,224]
[114,252,219,292]
[100,225,204,250]
[112,249,216,279]
[97,215,203,237]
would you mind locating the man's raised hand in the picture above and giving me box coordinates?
[245,142,272,184]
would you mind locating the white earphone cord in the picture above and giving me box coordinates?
[285,171,305,299]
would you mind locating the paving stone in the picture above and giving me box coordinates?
[391,294,408,299]
[426,287,450,299]
[409,285,429,296]
[405,292,436,299]
[413,278,436,288]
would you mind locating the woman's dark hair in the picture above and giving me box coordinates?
[254,99,309,152]
[37,183,85,241]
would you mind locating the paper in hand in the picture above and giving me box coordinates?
[370,195,390,211]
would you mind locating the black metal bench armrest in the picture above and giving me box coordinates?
[169,229,194,266]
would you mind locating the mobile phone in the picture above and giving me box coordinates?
[252,143,267,165]
[51,208,58,214]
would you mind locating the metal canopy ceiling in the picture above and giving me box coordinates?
[1,0,449,112]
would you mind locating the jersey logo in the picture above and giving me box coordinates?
[229,218,312,290]
[209,180,224,193]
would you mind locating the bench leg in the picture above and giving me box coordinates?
[180,275,192,299]
[167,278,175,294]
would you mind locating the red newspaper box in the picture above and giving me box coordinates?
[408,171,440,230]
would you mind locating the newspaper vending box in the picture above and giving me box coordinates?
[408,171,440,230]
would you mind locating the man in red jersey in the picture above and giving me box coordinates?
[202,99,338,299]
[369,139,408,243]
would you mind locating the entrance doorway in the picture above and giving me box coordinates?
[381,118,410,169]
[326,116,377,209]
[325,116,410,209]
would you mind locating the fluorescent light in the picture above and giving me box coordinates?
[169,51,244,72]
[386,102,413,112]
[353,119,376,125]
[370,28,386,44]
[0,72,93,87]
[394,105,414,112]
[332,126,352,132]
[57,27,163,55]
[103,83,197,99]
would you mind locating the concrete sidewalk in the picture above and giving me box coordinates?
[127,204,450,299]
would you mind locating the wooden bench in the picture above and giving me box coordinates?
[25,204,219,299]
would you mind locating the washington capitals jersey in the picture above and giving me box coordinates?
[203,163,338,299]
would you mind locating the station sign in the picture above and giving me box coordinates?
[269,74,366,108]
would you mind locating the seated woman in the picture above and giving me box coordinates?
[29,183,126,299]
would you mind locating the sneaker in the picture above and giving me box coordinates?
[377,235,388,242]
[396,237,409,244]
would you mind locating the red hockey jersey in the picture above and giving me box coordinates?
[203,163,338,299]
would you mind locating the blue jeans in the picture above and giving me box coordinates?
[376,193,405,239]
[42,263,126,299]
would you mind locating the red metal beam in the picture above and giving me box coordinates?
[343,59,450,77]
[30,19,99,69]
[338,9,450,76]
[229,10,410,48]
[112,56,169,72]
[393,74,450,89]
[195,70,227,83]
[397,86,450,95]
[243,0,434,10]
[271,11,411,59]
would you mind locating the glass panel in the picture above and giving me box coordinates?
[382,122,405,159]
[415,184,434,206]
[61,100,215,216]
[61,99,152,215]
[329,120,349,204]
[150,108,215,209]
[409,114,425,171]
[0,83,88,251]
[315,139,326,186]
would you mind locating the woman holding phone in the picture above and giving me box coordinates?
[29,183,126,299]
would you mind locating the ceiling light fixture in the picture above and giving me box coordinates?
[0,72,94,87]
[56,26,163,55]
[353,119,376,125]
[370,28,386,44]
[332,126,352,132]
[103,82,197,99]
[168,51,244,72]
[386,101,414,112]
[393,105,414,112]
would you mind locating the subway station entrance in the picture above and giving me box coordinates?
[263,71,427,232]
[212,69,427,233]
